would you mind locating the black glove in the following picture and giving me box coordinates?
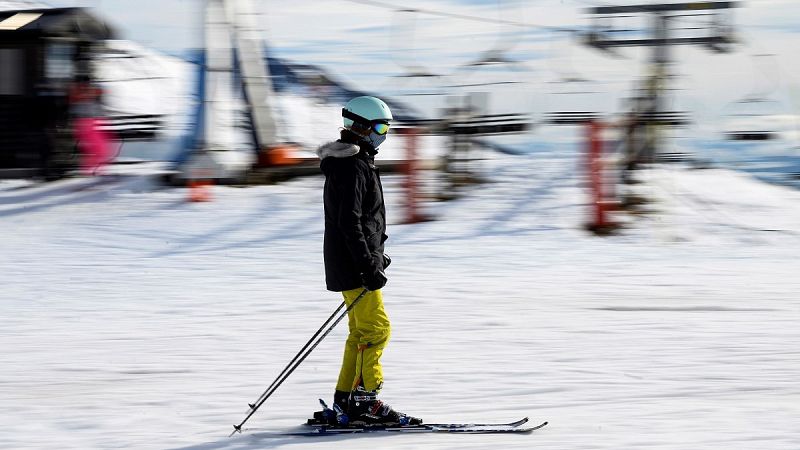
[361,266,387,291]
[382,253,392,270]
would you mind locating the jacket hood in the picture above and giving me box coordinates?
[316,141,360,160]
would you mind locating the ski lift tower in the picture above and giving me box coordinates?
[179,0,286,184]
[584,1,739,170]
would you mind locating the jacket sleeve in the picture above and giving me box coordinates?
[334,162,377,274]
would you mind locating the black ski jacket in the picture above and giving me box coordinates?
[317,133,388,292]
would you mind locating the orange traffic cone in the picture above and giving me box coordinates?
[188,179,213,202]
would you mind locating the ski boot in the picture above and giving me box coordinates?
[308,390,350,426]
[349,386,422,427]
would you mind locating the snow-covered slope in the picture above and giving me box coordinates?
[1,142,799,449]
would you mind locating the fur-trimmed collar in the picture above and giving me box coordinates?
[316,141,360,160]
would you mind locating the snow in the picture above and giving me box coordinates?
[2,142,800,449]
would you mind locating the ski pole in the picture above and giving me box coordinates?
[230,288,368,435]
[230,288,369,435]
[245,300,347,410]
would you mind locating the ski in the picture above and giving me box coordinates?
[430,421,548,433]
[287,419,547,436]
[425,417,531,429]
[308,416,530,430]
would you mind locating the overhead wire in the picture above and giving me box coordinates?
[343,0,578,32]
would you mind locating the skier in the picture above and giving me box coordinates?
[313,96,421,427]
[69,75,113,176]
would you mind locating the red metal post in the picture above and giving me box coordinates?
[588,120,607,229]
[403,128,421,224]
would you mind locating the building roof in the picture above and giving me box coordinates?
[0,7,113,40]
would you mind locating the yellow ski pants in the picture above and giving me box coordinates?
[335,288,391,393]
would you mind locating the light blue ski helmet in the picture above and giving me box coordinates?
[342,96,393,130]
[342,96,393,148]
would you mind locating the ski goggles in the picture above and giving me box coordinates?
[371,122,390,135]
[342,108,391,135]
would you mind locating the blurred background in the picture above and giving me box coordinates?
[3,3,800,449]
[0,0,798,207]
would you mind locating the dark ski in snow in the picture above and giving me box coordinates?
[285,417,547,436]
